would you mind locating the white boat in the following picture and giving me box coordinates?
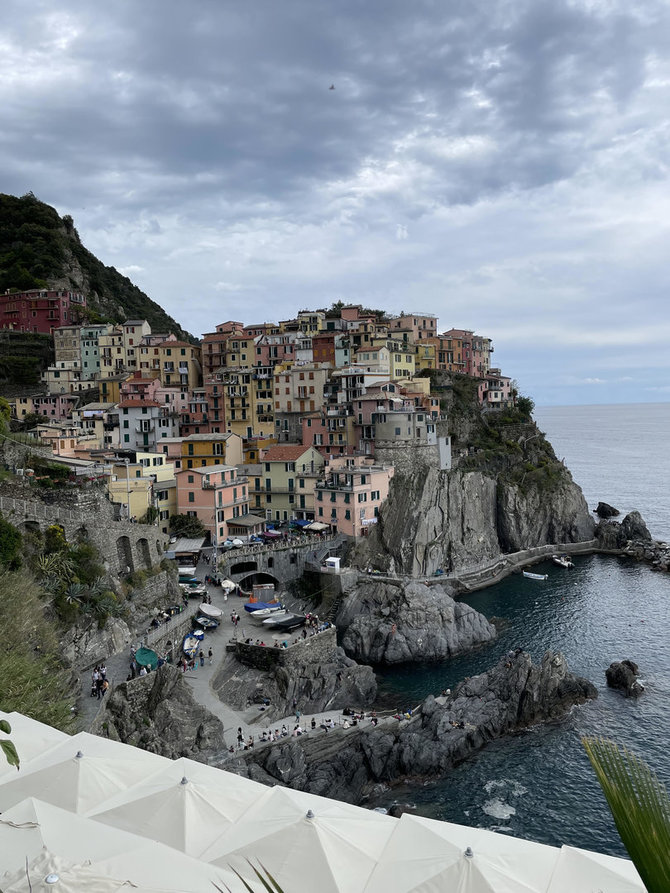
[250,606,287,622]
[522,571,549,581]
[552,554,574,569]
[198,603,223,618]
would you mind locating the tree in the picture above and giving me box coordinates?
[169,513,207,538]
[516,395,535,418]
[583,737,670,893]
[0,396,10,434]
[0,514,22,570]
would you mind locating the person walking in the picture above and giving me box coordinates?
[208,647,213,665]
[199,650,205,667]
[237,727,244,749]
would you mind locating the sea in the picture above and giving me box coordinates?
[373,403,670,856]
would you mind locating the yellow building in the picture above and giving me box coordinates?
[157,341,202,390]
[98,326,125,378]
[414,340,437,373]
[220,368,275,439]
[179,432,243,470]
[260,444,324,523]
[107,452,177,534]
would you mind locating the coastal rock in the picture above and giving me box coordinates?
[91,664,224,758]
[362,447,594,578]
[595,501,620,519]
[337,579,496,664]
[212,646,377,721]
[620,511,652,542]
[225,650,597,802]
[606,660,644,697]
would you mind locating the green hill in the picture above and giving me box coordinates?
[0,192,193,340]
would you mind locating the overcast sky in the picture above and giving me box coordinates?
[3,0,670,405]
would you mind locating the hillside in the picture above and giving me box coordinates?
[0,192,193,340]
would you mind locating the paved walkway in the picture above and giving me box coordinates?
[76,549,372,750]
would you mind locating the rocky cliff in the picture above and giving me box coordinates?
[363,416,594,577]
[212,645,377,722]
[223,650,597,803]
[337,578,496,664]
[91,664,224,759]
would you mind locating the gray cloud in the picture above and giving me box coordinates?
[2,0,670,403]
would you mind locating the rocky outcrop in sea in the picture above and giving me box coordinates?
[606,659,644,697]
[595,510,670,572]
[224,650,597,803]
[336,578,496,664]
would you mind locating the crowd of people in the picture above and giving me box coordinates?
[89,665,109,699]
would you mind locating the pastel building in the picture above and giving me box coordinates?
[260,444,325,523]
[0,289,86,334]
[314,456,394,538]
[118,400,178,451]
[175,465,250,543]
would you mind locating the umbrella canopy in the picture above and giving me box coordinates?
[545,845,645,892]
[0,712,69,781]
[198,603,223,618]
[202,784,395,893]
[134,646,159,669]
[364,813,560,893]
[1,850,163,893]
[89,757,267,858]
[0,732,168,814]
[220,579,237,591]
[0,798,238,892]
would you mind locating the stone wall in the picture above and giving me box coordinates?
[234,627,337,670]
[0,492,168,573]
[218,535,343,591]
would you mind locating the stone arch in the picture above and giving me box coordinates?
[237,571,280,595]
[137,537,152,570]
[116,535,134,574]
[231,560,257,575]
[76,524,89,542]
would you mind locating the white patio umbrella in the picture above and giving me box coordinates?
[364,813,560,893]
[0,850,164,893]
[0,732,169,814]
[545,844,645,892]
[0,798,239,892]
[88,756,267,857]
[202,784,396,893]
[0,711,69,781]
[220,579,237,591]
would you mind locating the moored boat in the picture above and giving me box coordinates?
[195,616,220,630]
[244,600,282,613]
[552,554,574,568]
[262,613,307,631]
[198,603,223,619]
[182,634,201,659]
[522,570,549,581]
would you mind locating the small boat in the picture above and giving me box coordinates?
[182,634,201,659]
[263,613,307,631]
[523,571,549,581]
[244,600,282,613]
[249,604,286,619]
[190,628,205,641]
[195,616,220,630]
[552,554,574,569]
[181,583,206,598]
[198,603,223,619]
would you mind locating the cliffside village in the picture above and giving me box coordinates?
[4,288,514,544]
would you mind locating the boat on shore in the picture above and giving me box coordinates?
[244,600,282,614]
[198,603,223,619]
[195,616,220,630]
[552,554,574,568]
[262,613,307,631]
[522,570,549,581]
[181,634,201,659]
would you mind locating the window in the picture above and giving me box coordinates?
[318,507,323,517]
[187,475,194,483]
[345,509,351,520]
[188,492,194,503]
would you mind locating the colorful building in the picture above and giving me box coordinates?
[314,456,394,538]
[0,289,86,334]
[260,444,325,523]
[175,464,250,543]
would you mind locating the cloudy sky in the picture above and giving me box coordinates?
[3,0,670,405]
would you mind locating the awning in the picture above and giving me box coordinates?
[290,519,311,528]
[170,537,207,555]
[226,514,266,528]
[306,521,329,531]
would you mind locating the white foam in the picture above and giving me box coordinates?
[483,798,517,820]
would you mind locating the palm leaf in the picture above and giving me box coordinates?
[213,860,285,892]
[583,736,670,893]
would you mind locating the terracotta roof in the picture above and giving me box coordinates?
[117,400,163,408]
[263,444,313,461]
[160,341,196,349]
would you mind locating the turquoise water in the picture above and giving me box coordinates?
[374,404,670,855]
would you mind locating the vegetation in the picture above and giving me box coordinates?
[0,512,22,569]
[583,737,670,893]
[170,513,207,538]
[0,719,19,771]
[0,192,192,339]
[0,569,76,730]
[0,330,55,392]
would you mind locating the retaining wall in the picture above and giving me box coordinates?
[234,627,337,670]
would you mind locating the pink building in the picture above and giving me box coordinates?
[120,372,162,402]
[478,368,513,409]
[314,456,394,538]
[175,464,250,543]
[1,289,86,334]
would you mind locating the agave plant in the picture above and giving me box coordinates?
[36,551,75,584]
[583,736,670,893]
[213,861,285,893]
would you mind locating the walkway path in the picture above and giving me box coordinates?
[76,548,370,751]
